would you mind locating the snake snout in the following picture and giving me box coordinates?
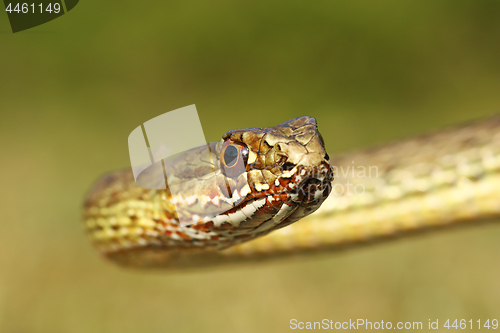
[293,163,333,203]
[297,178,324,202]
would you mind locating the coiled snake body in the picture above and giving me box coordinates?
[84,116,500,269]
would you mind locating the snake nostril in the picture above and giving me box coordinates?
[282,162,295,171]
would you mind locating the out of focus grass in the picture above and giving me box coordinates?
[1,1,500,332]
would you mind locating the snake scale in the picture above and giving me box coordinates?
[84,116,500,269]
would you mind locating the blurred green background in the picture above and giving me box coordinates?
[1,0,500,332]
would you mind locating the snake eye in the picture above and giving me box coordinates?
[224,145,239,167]
[220,140,249,178]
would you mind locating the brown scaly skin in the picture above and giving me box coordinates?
[84,117,333,268]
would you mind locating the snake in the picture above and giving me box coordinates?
[83,115,500,269]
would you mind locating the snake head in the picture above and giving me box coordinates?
[217,116,334,236]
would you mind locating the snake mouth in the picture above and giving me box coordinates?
[292,174,333,205]
[222,164,333,234]
[295,178,327,203]
[288,162,333,203]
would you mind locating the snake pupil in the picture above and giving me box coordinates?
[224,145,239,167]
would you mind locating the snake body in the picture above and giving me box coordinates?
[84,116,500,269]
